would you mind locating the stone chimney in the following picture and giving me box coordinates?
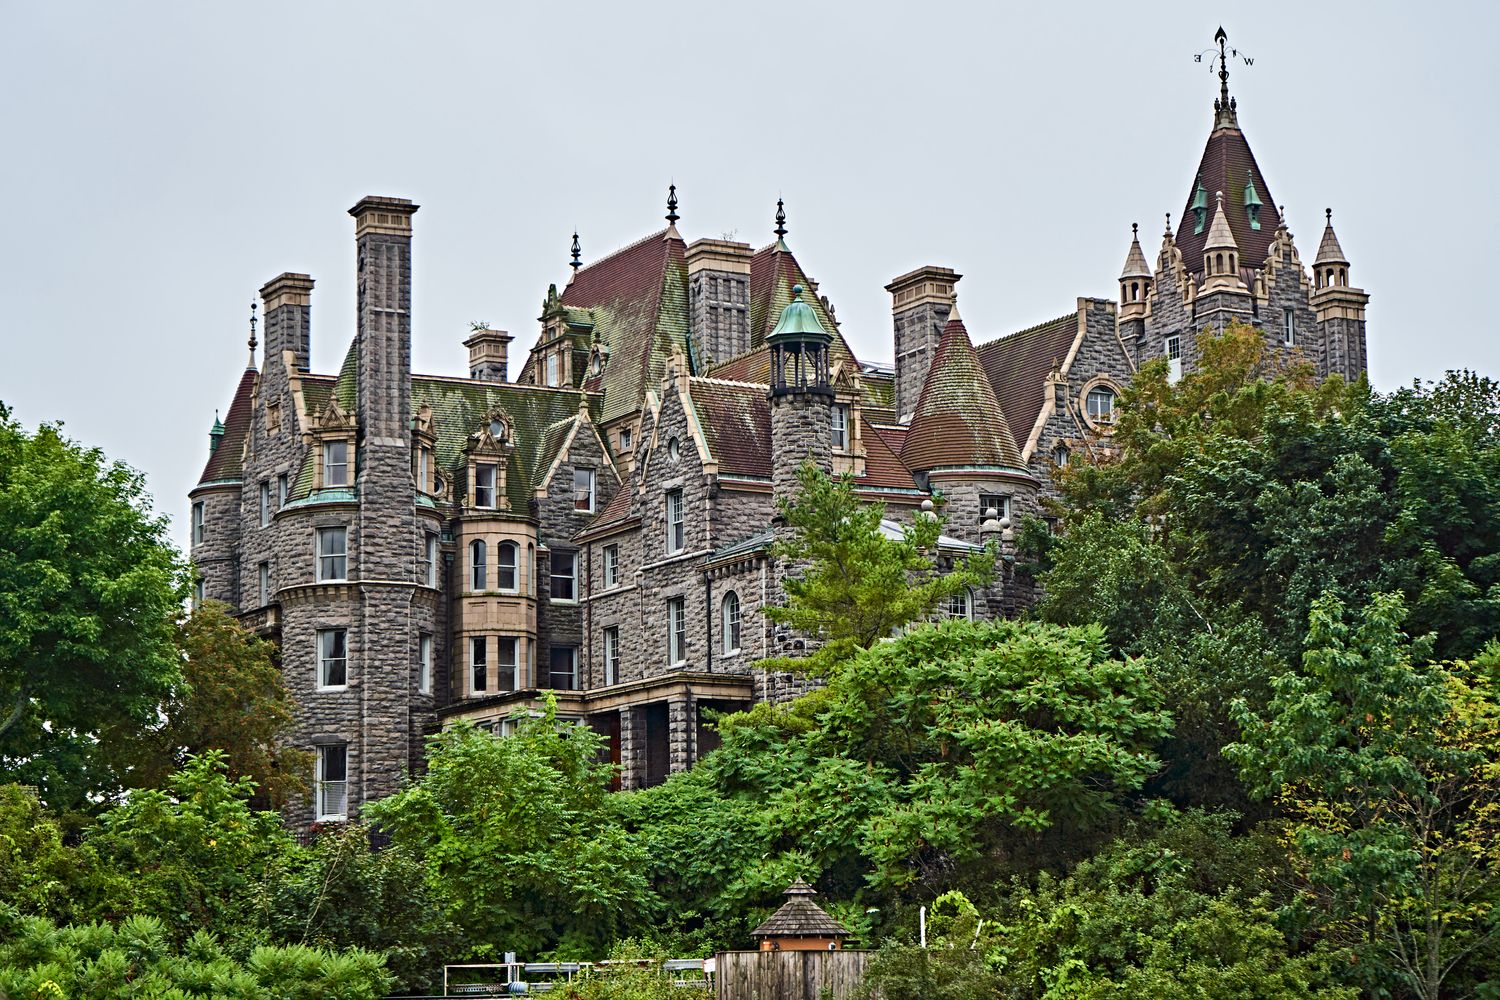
[465,327,513,382]
[686,238,753,365]
[259,272,314,373]
[885,265,960,423]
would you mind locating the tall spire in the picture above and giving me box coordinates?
[774,197,788,242]
[1315,208,1348,267]
[1213,26,1239,129]
[246,300,258,368]
[570,231,582,272]
[665,183,680,225]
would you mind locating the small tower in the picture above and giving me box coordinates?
[208,412,225,454]
[767,284,835,507]
[750,879,851,952]
[465,326,514,382]
[1310,208,1369,379]
[1119,223,1152,320]
[1201,191,1245,293]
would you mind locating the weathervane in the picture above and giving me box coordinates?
[1196,27,1254,125]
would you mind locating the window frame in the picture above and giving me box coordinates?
[573,467,596,513]
[602,544,619,588]
[316,526,348,582]
[259,481,271,527]
[1282,308,1296,346]
[277,472,289,507]
[978,493,1012,523]
[497,636,519,692]
[550,550,577,602]
[425,533,439,588]
[257,560,270,606]
[317,627,348,690]
[470,635,488,693]
[667,596,687,665]
[470,539,488,592]
[1085,386,1117,425]
[665,489,685,555]
[473,462,498,509]
[418,632,432,695]
[830,403,850,450]
[315,744,348,821]
[191,501,205,545]
[497,540,519,592]
[1164,335,1183,383]
[602,626,620,685]
[722,591,742,655]
[944,589,974,621]
[323,439,349,488]
[548,645,577,690]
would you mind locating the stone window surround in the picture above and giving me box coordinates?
[316,525,348,582]
[314,742,348,821]
[417,632,432,695]
[1077,375,1125,434]
[721,590,742,656]
[315,625,349,691]
[191,501,205,544]
[459,523,532,597]
[666,595,687,666]
[316,434,356,490]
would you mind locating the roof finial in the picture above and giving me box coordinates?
[570,231,582,271]
[1164,212,1172,235]
[1325,206,1333,223]
[1132,222,1139,239]
[666,183,679,225]
[1216,26,1230,111]
[774,197,787,240]
[247,300,258,367]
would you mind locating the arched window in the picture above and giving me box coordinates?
[1052,443,1071,467]
[497,541,518,591]
[1215,252,1224,273]
[1338,267,1347,286]
[470,539,487,591]
[944,589,973,621]
[1229,253,1236,272]
[1086,386,1117,424]
[722,591,742,654]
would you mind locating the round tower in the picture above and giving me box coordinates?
[767,284,835,506]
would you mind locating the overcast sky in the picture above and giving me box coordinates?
[3,1,1496,551]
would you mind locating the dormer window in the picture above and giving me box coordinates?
[831,404,849,450]
[415,446,431,492]
[546,353,561,387]
[323,440,349,487]
[1191,181,1208,235]
[474,463,497,508]
[489,418,506,441]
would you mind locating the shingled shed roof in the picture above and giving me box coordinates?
[975,312,1077,457]
[902,313,1025,472]
[196,367,257,484]
[558,229,690,425]
[688,377,772,479]
[751,879,850,940]
[1175,120,1281,274]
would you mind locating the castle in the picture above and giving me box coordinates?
[189,35,1368,824]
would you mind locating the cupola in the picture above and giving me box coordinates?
[1313,208,1351,290]
[750,879,851,952]
[1200,191,1246,292]
[766,284,834,397]
[1118,223,1152,320]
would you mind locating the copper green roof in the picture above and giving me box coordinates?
[902,312,1025,473]
[766,284,832,345]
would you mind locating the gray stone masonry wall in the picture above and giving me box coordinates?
[1142,253,1196,373]
[1321,314,1367,382]
[1261,258,1322,372]
[1030,301,1130,501]
[707,558,769,670]
[690,270,750,367]
[770,392,833,510]
[581,523,647,687]
[710,485,775,551]
[668,696,695,775]
[190,485,240,606]
[893,301,952,422]
[619,705,644,790]
[929,477,1041,546]
[263,290,312,374]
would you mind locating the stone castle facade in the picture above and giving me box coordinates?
[190,50,1367,825]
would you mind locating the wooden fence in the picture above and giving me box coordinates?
[714,950,868,1000]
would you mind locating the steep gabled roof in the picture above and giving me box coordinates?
[688,377,772,479]
[1175,117,1281,273]
[903,313,1024,472]
[746,243,860,369]
[196,367,257,484]
[556,229,690,425]
[974,312,1077,457]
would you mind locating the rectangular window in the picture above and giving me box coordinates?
[315,744,347,820]
[602,626,620,686]
[257,561,270,606]
[259,481,271,527]
[470,636,488,693]
[978,493,1012,523]
[665,489,685,555]
[418,633,432,695]
[416,447,430,492]
[546,352,561,387]
[619,427,632,453]
[498,637,518,691]
[831,404,849,450]
[316,527,347,582]
[277,473,289,507]
[573,467,596,512]
[324,440,349,487]
[1165,335,1183,383]
[667,597,687,665]
[267,402,281,434]
[1282,308,1295,345]
[194,578,205,605]
[473,463,497,509]
[425,533,439,587]
[548,645,577,690]
[192,502,205,544]
[317,628,347,688]
[550,550,577,601]
[497,542,518,591]
[602,544,619,588]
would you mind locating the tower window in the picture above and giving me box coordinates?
[470,539,487,591]
[258,561,270,606]
[498,637,519,691]
[277,473,289,507]
[317,628,348,689]
[470,636,487,693]
[323,440,349,488]
[418,633,432,695]
[979,493,1012,523]
[497,540,518,591]
[945,589,974,621]
[425,533,439,587]
[259,481,270,527]
[316,527,347,582]
[315,744,347,821]
[192,501,205,544]
[722,591,742,655]
[831,404,849,450]
[1283,309,1296,346]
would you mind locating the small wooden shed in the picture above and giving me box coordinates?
[750,878,851,952]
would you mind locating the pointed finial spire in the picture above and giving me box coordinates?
[1164,212,1172,236]
[1216,27,1230,108]
[570,231,582,271]
[1326,206,1333,224]
[774,197,787,240]
[666,183,679,225]
[1132,222,1139,238]
[247,300,258,367]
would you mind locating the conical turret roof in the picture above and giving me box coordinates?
[902,309,1025,473]
[1314,208,1348,265]
[1120,225,1151,279]
[1203,192,1239,252]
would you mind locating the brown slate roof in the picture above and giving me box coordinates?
[903,313,1025,472]
[857,416,918,491]
[752,879,850,939]
[555,229,690,425]
[1175,119,1281,274]
[688,377,772,479]
[745,243,860,369]
[578,467,637,538]
[196,367,257,484]
[974,312,1077,457]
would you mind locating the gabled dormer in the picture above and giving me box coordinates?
[309,397,357,491]
[464,410,517,512]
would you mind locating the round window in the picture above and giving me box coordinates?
[667,437,681,463]
[489,418,505,440]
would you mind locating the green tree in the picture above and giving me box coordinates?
[765,463,993,675]
[130,602,309,808]
[365,701,651,958]
[0,403,187,807]
[1226,593,1500,999]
